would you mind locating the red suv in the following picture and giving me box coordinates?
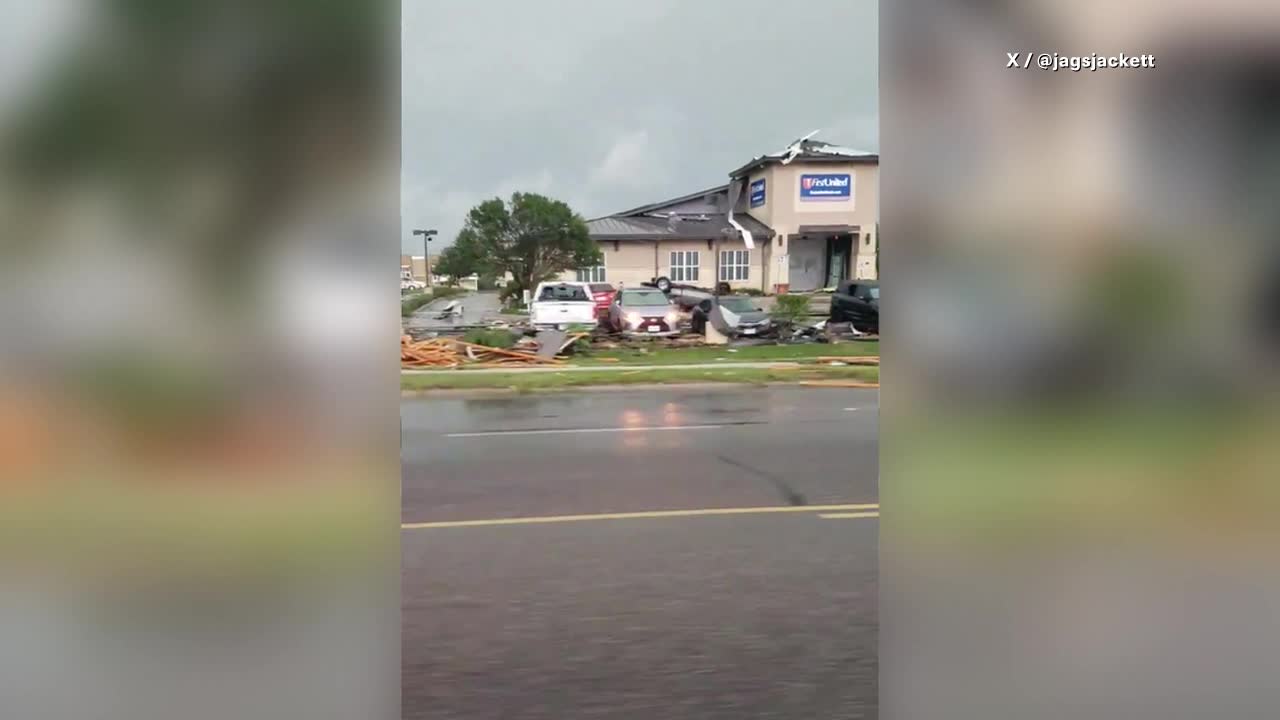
[588,283,615,319]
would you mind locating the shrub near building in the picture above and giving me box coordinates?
[769,294,812,331]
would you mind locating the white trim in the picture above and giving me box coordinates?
[719,249,750,281]
[576,261,607,283]
[669,250,700,283]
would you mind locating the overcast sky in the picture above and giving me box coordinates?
[402,0,879,253]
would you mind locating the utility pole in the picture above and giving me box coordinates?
[412,229,437,288]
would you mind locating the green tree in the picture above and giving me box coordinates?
[432,245,474,286]
[456,192,598,300]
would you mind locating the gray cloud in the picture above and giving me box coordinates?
[402,0,878,251]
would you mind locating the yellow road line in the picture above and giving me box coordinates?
[818,512,880,519]
[402,503,880,530]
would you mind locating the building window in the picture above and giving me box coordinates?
[576,264,606,283]
[670,251,699,282]
[719,250,750,281]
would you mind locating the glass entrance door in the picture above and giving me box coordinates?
[825,235,852,288]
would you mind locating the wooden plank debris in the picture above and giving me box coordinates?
[401,336,564,369]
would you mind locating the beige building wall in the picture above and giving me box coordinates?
[406,256,426,281]
[556,241,654,287]
[746,161,878,288]
[563,237,768,291]
[701,239,767,291]
[402,255,446,282]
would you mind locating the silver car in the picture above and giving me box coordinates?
[608,287,681,336]
[691,295,774,337]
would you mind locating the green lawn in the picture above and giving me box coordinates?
[570,339,879,366]
[402,365,879,392]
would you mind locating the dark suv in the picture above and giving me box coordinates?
[830,281,879,333]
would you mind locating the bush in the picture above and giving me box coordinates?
[401,292,431,317]
[737,288,764,297]
[499,284,525,305]
[431,286,466,301]
[769,294,811,328]
[477,275,499,291]
[462,328,517,349]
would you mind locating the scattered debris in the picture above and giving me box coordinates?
[557,333,590,354]
[814,356,879,365]
[401,329,596,369]
[401,336,564,368]
[587,332,704,350]
[535,330,567,361]
[400,337,461,368]
[434,301,464,320]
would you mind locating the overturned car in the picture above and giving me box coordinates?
[691,295,774,338]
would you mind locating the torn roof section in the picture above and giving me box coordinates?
[585,133,875,242]
[586,183,772,241]
[729,133,878,178]
[610,184,732,218]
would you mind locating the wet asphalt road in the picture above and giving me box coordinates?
[401,387,879,719]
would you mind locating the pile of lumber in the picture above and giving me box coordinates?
[401,336,568,368]
[400,337,462,367]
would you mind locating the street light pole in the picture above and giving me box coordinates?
[412,229,438,288]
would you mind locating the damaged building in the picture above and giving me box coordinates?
[565,134,878,293]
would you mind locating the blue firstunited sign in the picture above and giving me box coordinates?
[799,173,852,201]
[749,178,766,207]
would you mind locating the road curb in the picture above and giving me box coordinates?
[797,380,881,389]
[401,380,880,398]
[401,383,752,398]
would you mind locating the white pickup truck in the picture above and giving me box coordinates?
[530,281,598,329]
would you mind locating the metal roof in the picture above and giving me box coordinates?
[730,135,879,178]
[588,179,773,241]
[587,212,773,241]
[609,184,730,218]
